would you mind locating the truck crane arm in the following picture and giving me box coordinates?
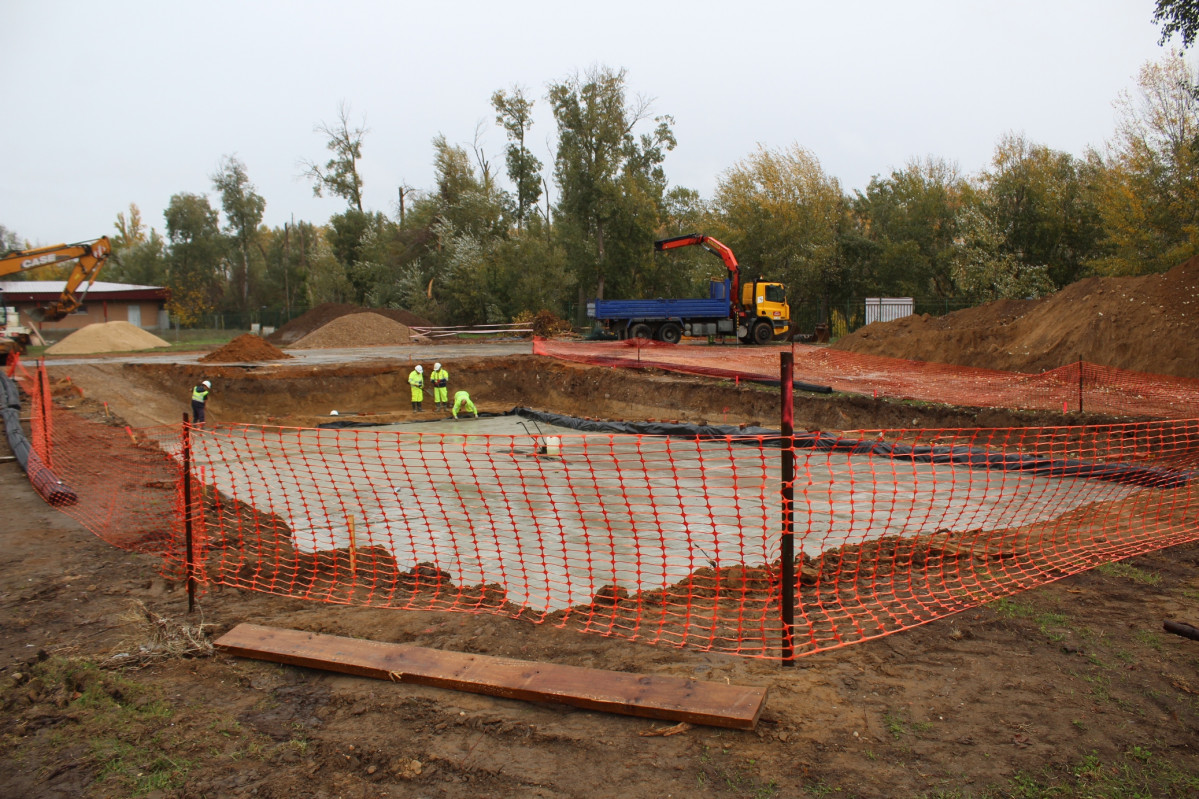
[654,233,741,308]
[0,236,112,321]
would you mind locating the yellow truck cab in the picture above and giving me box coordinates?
[739,279,790,344]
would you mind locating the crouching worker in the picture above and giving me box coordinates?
[452,389,477,420]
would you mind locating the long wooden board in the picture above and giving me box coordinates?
[215,623,767,729]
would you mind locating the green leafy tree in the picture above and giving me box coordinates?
[107,228,168,286]
[112,204,146,249]
[1155,0,1199,48]
[164,192,225,325]
[1091,52,1199,274]
[980,133,1103,288]
[212,155,266,311]
[848,157,967,299]
[0,225,22,253]
[326,210,394,304]
[257,220,321,318]
[431,134,506,238]
[417,135,512,323]
[302,102,366,212]
[303,230,353,307]
[712,143,844,309]
[950,205,1055,302]
[548,66,676,305]
[641,186,712,299]
[492,85,543,229]
[495,213,573,317]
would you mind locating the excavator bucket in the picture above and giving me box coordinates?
[29,304,68,323]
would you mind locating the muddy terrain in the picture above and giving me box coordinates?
[2,349,1199,798]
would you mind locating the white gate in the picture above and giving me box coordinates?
[864,297,913,325]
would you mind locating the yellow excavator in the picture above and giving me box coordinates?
[1,237,112,363]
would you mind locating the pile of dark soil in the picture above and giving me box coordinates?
[833,256,1199,378]
[267,303,433,345]
[200,334,291,363]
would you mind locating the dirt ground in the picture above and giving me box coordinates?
[3,349,1199,798]
[833,255,1199,380]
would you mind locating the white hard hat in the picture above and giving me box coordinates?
[434,362,441,370]
[202,380,211,388]
[415,364,423,372]
[330,409,339,416]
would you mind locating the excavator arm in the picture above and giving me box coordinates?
[0,237,112,321]
[654,233,741,309]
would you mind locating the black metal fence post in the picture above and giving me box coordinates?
[780,352,796,665]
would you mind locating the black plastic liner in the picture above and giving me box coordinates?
[314,406,1189,490]
[512,408,1191,490]
[0,373,78,505]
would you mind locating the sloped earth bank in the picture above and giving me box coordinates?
[832,255,1199,379]
[3,356,1199,797]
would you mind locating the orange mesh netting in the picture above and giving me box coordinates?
[535,339,1199,419]
[15,360,1199,659]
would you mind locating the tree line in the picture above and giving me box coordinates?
[8,50,1199,330]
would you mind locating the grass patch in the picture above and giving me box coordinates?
[992,746,1199,798]
[990,598,1073,642]
[1096,561,1162,586]
[883,709,933,740]
[695,744,779,798]
[2,655,274,796]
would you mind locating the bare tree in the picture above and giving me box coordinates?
[300,102,367,212]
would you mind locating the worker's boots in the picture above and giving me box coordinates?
[411,402,418,412]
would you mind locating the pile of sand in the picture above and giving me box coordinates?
[200,334,292,363]
[288,313,414,349]
[267,303,433,345]
[832,256,1199,379]
[46,322,171,355]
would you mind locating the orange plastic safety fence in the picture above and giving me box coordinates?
[535,339,1199,420]
[22,364,183,561]
[18,362,1199,659]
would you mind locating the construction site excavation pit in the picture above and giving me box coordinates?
[187,410,1144,612]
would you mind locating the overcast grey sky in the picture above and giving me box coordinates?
[0,0,1174,246]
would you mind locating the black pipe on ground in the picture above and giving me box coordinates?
[0,373,78,505]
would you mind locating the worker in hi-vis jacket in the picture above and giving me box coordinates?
[452,390,477,419]
[429,362,449,410]
[191,380,212,424]
[408,364,424,411]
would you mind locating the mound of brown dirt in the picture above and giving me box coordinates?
[200,334,291,363]
[45,322,171,355]
[833,256,1199,378]
[288,312,414,349]
[267,303,432,345]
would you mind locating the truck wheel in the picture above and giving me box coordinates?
[658,323,682,344]
[630,323,653,340]
[752,321,774,345]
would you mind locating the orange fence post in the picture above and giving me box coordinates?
[1078,359,1085,414]
[182,413,196,613]
[780,351,796,665]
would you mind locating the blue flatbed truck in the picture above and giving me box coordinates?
[586,234,791,345]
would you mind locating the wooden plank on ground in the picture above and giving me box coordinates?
[215,623,767,729]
